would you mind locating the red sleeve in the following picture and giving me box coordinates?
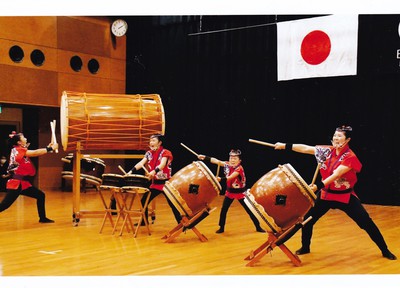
[342,150,362,173]
[162,149,173,163]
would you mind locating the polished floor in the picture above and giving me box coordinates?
[0,188,399,288]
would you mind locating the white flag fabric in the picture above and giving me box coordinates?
[277,15,358,81]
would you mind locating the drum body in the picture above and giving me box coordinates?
[60,91,165,151]
[244,163,316,234]
[62,154,105,185]
[163,161,221,217]
[100,173,124,189]
[122,174,150,189]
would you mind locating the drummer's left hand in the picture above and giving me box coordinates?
[147,170,156,179]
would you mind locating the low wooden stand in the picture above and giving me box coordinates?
[162,206,216,243]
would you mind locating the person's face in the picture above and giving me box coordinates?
[149,137,161,151]
[17,134,28,147]
[229,155,241,166]
[332,131,347,148]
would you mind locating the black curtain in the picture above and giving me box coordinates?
[125,15,400,205]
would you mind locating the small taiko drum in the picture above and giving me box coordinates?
[61,154,105,185]
[100,173,124,189]
[122,174,150,191]
[163,161,221,217]
[60,91,165,151]
[244,163,316,234]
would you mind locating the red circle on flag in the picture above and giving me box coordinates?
[301,30,331,65]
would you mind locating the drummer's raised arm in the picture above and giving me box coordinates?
[198,154,224,166]
[274,142,315,155]
[128,157,148,174]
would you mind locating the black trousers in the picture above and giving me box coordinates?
[218,196,261,229]
[141,188,182,224]
[0,185,47,220]
[301,193,389,253]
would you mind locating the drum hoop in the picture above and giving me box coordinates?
[61,171,101,185]
[159,95,166,135]
[123,174,150,180]
[280,163,317,204]
[100,185,120,190]
[194,161,222,193]
[60,91,69,151]
[244,191,281,233]
[102,173,124,178]
[80,174,102,184]
[163,182,192,216]
[83,157,106,165]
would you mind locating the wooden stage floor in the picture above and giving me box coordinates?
[0,189,398,287]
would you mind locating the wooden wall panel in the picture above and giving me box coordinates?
[57,73,116,98]
[0,16,57,48]
[110,36,127,60]
[0,39,58,71]
[0,16,127,189]
[57,49,111,78]
[0,65,58,106]
[57,16,112,57]
[110,58,126,81]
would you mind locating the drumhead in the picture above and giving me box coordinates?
[280,164,316,204]
[195,161,222,192]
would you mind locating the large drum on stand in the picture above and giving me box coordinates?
[60,91,165,151]
[163,161,221,217]
[244,163,316,234]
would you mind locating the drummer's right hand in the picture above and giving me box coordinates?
[274,142,285,150]
[50,142,59,151]
[198,154,205,160]
[309,184,318,192]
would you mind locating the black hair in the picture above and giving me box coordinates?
[150,134,164,143]
[229,149,242,160]
[335,125,352,139]
[7,132,23,148]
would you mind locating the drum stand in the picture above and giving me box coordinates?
[161,206,216,243]
[71,141,144,226]
[245,217,311,267]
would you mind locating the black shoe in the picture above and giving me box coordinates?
[216,228,224,234]
[39,218,55,224]
[134,222,146,227]
[256,227,266,233]
[295,247,310,255]
[382,250,397,260]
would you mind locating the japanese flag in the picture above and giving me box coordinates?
[277,15,359,81]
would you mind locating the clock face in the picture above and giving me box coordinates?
[111,19,128,37]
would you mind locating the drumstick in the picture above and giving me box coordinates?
[180,143,199,157]
[50,120,59,153]
[248,139,276,148]
[141,165,149,174]
[118,165,127,175]
[310,162,322,186]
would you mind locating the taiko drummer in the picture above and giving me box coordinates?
[128,134,182,225]
[198,149,265,234]
[274,125,396,260]
[0,132,58,223]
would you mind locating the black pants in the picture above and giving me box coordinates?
[218,196,261,229]
[301,193,389,253]
[0,185,47,220]
[141,188,182,224]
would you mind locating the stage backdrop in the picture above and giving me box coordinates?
[124,15,400,206]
